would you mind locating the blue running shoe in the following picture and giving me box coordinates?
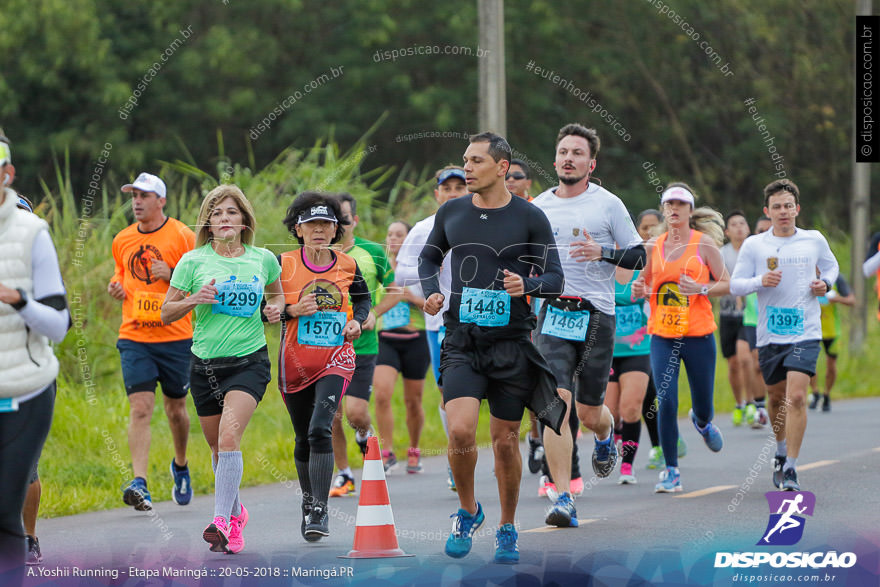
[545,492,578,528]
[689,410,723,452]
[122,477,152,511]
[447,465,457,492]
[654,466,682,493]
[170,459,192,506]
[592,431,618,478]
[445,503,484,558]
[494,523,519,564]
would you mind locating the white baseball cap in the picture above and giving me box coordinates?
[121,172,166,198]
[660,186,695,206]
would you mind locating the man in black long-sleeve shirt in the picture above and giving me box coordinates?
[419,132,564,564]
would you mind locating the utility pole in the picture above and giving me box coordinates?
[478,0,507,136]
[850,0,873,354]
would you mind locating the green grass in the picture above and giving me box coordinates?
[33,139,880,518]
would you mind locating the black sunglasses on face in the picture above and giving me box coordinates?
[506,172,526,181]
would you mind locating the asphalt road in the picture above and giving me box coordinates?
[17,397,880,586]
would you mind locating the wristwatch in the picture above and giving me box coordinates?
[11,288,28,310]
[699,285,709,296]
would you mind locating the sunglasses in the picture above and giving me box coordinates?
[505,172,526,181]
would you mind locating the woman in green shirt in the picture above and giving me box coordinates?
[162,185,284,555]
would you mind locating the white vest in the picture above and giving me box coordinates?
[0,188,60,398]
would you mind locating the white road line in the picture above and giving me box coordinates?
[674,485,737,499]
[798,459,839,471]
[522,519,597,533]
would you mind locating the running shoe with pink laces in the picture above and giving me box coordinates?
[203,516,230,553]
[227,504,249,554]
[406,447,423,474]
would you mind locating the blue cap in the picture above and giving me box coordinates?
[437,168,466,185]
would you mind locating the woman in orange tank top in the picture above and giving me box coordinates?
[632,182,729,493]
[277,192,372,542]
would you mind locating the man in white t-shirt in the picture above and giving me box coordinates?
[394,166,467,491]
[531,123,645,527]
[730,179,838,491]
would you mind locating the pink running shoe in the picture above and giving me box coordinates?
[203,516,230,553]
[406,447,423,474]
[227,504,249,554]
[569,476,584,496]
[538,475,558,500]
[618,462,637,485]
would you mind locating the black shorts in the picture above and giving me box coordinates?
[757,341,821,386]
[534,301,615,407]
[743,326,758,351]
[440,333,539,423]
[608,354,651,383]
[117,338,191,398]
[345,354,377,401]
[189,346,271,417]
[377,330,431,380]
[822,338,838,359]
[719,316,752,358]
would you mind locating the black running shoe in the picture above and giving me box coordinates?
[782,467,800,491]
[305,504,329,540]
[26,535,42,566]
[772,455,786,488]
[808,393,820,410]
[527,437,544,475]
[302,502,320,542]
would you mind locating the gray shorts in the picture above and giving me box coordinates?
[758,340,821,386]
[535,300,615,407]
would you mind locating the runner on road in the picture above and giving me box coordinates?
[420,132,565,563]
[276,192,370,541]
[394,166,469,491]
[730,179,839,491]
[108,172,195,511]
[809,274,854,412]
[0,134,69,576]
[161,185,284,553]
[328,193,399,495]
[632,183,729,493]
[719,210,760,427]
[372,220,432,480]
[532,123,646,525]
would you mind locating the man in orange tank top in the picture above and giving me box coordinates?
[107,173,195,511]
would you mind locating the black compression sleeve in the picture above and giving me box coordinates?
[600,244,647,270]
[349,265,372,324]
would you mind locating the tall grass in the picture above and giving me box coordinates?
[36,138,489,517]
[34,138,880,517]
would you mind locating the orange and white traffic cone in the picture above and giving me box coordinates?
[339,436,414,558]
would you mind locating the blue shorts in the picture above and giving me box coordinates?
[426,327,445,387]
[116,338,192,398]
[758,340,821,386]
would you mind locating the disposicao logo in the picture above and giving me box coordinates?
[714,492,858,569]
[758,491,815,546]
